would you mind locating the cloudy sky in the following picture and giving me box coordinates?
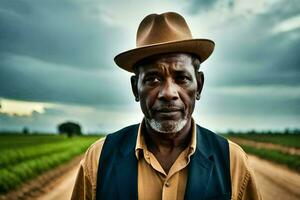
[0,0,299,133]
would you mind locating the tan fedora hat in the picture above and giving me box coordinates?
[114,12,215,72]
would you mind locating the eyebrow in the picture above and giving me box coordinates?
[142,71,161,78]
[142,69,193,77]
[173,70,192,74]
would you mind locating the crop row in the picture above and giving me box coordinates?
[227,134,300,148]
[241,145,300,172]
[0,139,83,168]
[0,136,100,193]
[0,134,69,150]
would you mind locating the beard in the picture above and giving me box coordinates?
[146,117,188,134]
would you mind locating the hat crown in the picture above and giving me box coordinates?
[136,12,193,47]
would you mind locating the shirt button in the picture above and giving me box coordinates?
[165,181,170,187]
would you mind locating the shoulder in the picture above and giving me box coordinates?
[228,140,257,199]
[228,140,250,178]
[228,139,250,181]
[81,124,139,172]
[81,137,106,180]
[228,140,249,171]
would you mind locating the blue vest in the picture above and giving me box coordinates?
[96,124,231,200]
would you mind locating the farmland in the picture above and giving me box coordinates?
[0,134,101,194]
[226,132,300,172]
[226,132,300,148]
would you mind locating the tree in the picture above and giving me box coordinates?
[57,121,82,137]
[22,127,29,134]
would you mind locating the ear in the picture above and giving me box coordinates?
[131,75,139,102]
[196,71,204,100]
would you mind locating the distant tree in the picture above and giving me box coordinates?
[57,121,82,137]
[284,128,290,135]
[22,127,29,134]
[247,129,256,135]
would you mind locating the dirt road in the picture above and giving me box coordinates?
[248,155,300,200]
[36,163,79,200]
[36,155,300,200]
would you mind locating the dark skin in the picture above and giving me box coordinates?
[131,53,204,173]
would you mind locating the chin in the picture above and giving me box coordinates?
[146,118,188,134]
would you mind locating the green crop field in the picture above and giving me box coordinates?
[222,132,300,172]
[0,134,101,194]
[226,134,300,148]
[241,145,300,172]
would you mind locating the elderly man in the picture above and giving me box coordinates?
[71,12,261,200]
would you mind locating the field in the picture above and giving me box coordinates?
[0,134,101,193]
[226,133,300,148]
[226,132,300,172]
[241,145,300,171]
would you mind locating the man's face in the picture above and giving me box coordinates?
[131,53,204,134]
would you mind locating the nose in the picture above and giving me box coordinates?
[158,78,179,101]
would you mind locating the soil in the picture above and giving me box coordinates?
[248,155,300,200]
[0,156,82,200]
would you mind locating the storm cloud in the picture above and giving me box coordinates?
[0,0,299,132]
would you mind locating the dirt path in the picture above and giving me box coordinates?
[248,155,300,200]
[0,156,82,200]
[36,164,79,200]
[34,155,300,200]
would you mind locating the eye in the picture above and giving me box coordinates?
[176,75,191,83]
[144,76,161,84]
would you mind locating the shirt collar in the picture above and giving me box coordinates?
[135,118,197,160]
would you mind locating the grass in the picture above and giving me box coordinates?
[226,134,300,148]
[0,134,101,194]
[241,145,300,172]
[0,134,70,150]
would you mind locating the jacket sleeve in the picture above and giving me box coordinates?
[229,140,262,200]
[71,160,93,200]
[71,137,106,200]
[240,167,262,200]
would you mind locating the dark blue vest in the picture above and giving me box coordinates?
[96,124,231,200]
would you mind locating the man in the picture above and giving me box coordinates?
[71,12,261,200]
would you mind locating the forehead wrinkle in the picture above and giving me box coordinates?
[156,58,191,75]
[138,53,193,76]
[155,61,169,74]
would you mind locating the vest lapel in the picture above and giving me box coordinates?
[115,125,138,200]
[184,126,214,200]
[115,152,138,200]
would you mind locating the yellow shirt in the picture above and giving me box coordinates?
[71,120,261,200]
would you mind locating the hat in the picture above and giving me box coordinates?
[114,12,215,72]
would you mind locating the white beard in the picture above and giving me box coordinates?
[146,118,188,134]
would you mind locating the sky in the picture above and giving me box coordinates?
[0,0,299,134]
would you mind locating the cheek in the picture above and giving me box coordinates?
[181,86,197,113]
[139,87,157,116]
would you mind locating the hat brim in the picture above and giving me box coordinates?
[114,39,215,72]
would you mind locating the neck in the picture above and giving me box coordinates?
[143,118,192,154]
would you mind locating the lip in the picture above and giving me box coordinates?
[154,110,181,120]
[153,108,182,118]
[155,108,182,113]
